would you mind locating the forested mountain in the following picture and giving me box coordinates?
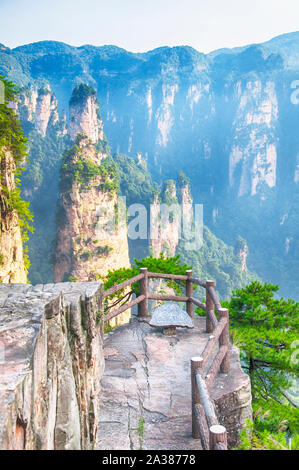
[1,32,298,297]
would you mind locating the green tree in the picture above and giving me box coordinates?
[225,281,298,403]
[224,281,299,449]
[97,253,191,305]
[0,75,33,270]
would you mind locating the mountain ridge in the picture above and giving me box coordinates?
[4,30,298,59]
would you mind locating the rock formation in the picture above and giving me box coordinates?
[69,84,104,143]
[54,86,130,322]
[13,85,60,137]
[54,137,130,283]
[150,180,180,257]
[98,316,252,450]
[2,36,298,296]
[229,80,279,197]
[0,282,104,450]
[0,149,27,283]
[235,237,248,272]
[150,174,196,257]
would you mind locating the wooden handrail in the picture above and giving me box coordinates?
[191,356,228,450]
[147,272,188,281]
[207,285,222,311]
[205,345,228,388]
[201,317,228,369]
[189,297,206,311]
[103,270,227,338]
[148,293,189,302]
[103,272,145,297]
[105,295,145,321]
[189,308,230,450]
[189,277,207,288]
[102,268,230,450]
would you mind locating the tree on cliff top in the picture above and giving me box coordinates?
[225,281,298,403]
[224,281,299,449]
[0,75,33,247]
[69,83,97,107]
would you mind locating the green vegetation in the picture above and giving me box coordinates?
[101,253,191,304]
[178,226,257,301]
[95,245,113,257]
[59,143,119,193]
[177,170,190,188]
[20,128,69,284]
[112,152,159,207]
[0,75,33,253]
[0,75,28,164]
[223,282,299,450]
[138,416,145,449]
[69,83,97,107]
[163,179,178,206]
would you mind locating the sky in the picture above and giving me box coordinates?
[0,0,298,53]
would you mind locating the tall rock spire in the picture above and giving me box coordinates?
[54,86,130,286]
[69,84,104,143]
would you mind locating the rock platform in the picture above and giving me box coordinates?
[97,315,252,450]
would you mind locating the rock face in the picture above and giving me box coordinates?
[229,80,279,197]
[150,176,198,257]
[234,237,248,272]
[0,149,27,283]
[69,84,104,143]
[14,85,59,137]
[98,316,252,450]
[0,282,104,450]
[54,86,130,284]
[150,180,181,257]
[54,138,130,284]
[54,87,130,325]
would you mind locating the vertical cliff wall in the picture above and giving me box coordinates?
[0,282,104,450]
[54,137,130,283]
[13,85,60,137]
[69,84,104,143]
[0,149,27,283]
[54,86,130,322]
[150,180,180,257]
[0,77,32,284]
[150,175,195,258]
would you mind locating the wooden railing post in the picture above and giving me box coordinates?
[186,270,194,317]
[209,424,227,450]
[206,280,215,333]
[219,308,230,373]
[191,356,203,439]
[138,267,148,319]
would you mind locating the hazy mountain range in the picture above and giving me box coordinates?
[1,31,298,298]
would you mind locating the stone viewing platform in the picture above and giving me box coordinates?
[0,282,252,450]
[98,315,252,450]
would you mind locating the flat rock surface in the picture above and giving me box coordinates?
[97,315,249,450]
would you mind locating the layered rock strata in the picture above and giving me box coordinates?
[0,282,104,450]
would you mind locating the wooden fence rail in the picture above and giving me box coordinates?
[102,267,230,450]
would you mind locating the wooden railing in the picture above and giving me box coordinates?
[103,267,230,450]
